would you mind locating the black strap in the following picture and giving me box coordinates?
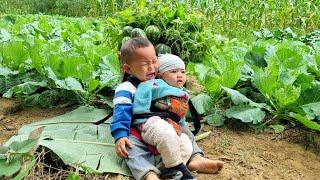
[93,74,141,125]
[133,112,181,123]
[93,113,113,125]
[189,101,201,135]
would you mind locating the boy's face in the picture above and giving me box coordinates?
[123,45,158,81]
[160,68,186,88]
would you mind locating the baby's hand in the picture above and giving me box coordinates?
[115,137,132,158]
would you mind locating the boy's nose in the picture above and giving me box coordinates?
[148,65,156,71]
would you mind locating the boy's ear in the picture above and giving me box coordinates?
[123,63,132,74]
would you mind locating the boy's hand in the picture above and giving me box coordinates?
[115,137,132,158]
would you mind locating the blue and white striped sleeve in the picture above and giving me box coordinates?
[110,82,136,142]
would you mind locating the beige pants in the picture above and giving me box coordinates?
[141,116,193,168]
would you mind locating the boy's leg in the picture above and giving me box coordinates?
[125,134,161,180]
[181,127,224,174]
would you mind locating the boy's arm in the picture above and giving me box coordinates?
[110,82,135,142]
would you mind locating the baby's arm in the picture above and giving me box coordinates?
[133,79,188,115]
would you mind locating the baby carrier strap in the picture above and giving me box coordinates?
[132,111,181,123]
[188,101,201,135]
[93,74,141,125]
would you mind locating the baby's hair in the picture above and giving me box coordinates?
[119,37,152,64]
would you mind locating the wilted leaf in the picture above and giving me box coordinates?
[0,146,9,154]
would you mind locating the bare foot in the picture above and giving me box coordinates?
[188,155,224,173]
[145,171,160,180]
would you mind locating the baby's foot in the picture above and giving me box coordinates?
[188,155,224,173]
[145,171,160,180]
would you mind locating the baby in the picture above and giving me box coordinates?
[132,54,194,179]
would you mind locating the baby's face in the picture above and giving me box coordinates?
[160,68,186,88]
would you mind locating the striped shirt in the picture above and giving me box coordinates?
[110,81,137,142]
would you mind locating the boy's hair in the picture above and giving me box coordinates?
[119,37,152,64]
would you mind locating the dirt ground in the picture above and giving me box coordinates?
[1,98,319,180]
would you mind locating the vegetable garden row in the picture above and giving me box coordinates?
[1,2,319,133]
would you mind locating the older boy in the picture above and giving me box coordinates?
[110,37,223,180]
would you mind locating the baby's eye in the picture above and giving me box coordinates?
[181,70,186,74]
[170,70,177,73]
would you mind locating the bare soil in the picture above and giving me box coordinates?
[1,98,319,180]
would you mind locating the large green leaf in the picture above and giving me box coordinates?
[193,63,210,82]
[290,113,320,131]
[0,66,19,77]
[222,87,268,109]
[204,73,221,93]
[273,85,301,108]
[0,41,29,71]
[205,113,225,127]
[3,80,48,98]
[252,63,278,98]
[8,139,38,154]
[226,105,265,124]
[5,106,131,176]
[300,102,320,120]
[12,158,36,180]
[0,29,11,43]
[46,67,85,92]
[296,83,320,105]
[0,158,21,177]
[191,93,213,115]
[99,54,121,88]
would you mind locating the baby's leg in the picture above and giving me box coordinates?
[179,133,193,164]
[188,155,224,174]
[141,116,183,168]
[181,127,224,173]
[141,116,195,179]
